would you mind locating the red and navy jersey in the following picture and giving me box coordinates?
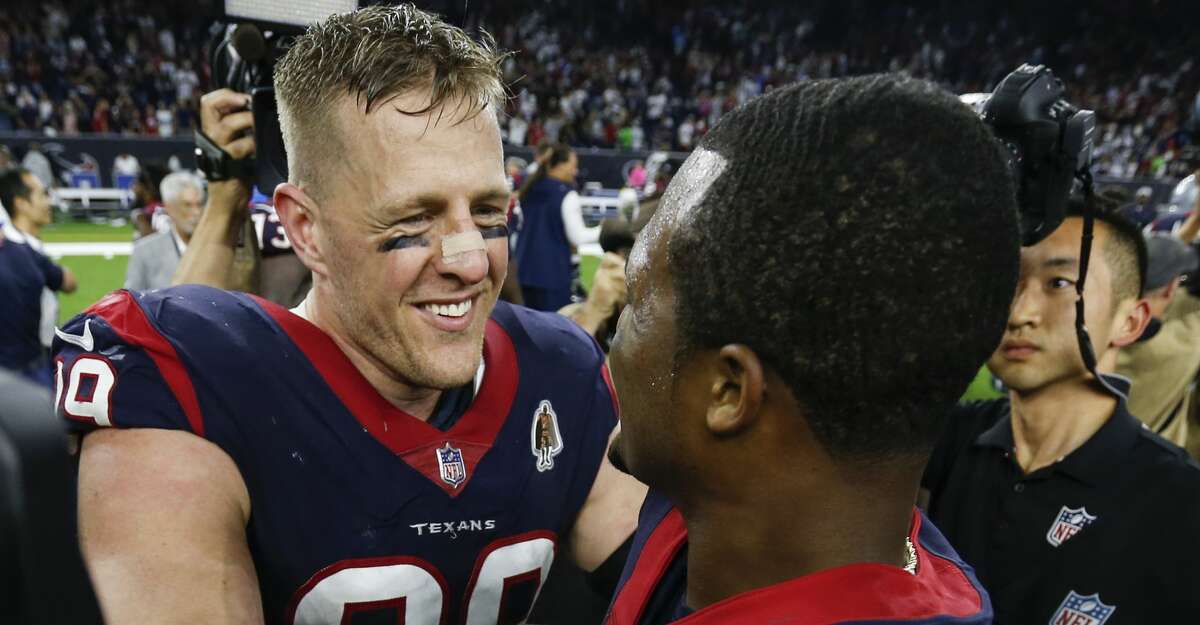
[52,285,618,625]
[605,491,993,625]
[250,204,295,258]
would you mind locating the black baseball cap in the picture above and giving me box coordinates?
[1144,235,1199,291]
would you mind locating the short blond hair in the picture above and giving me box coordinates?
[273,3,507,197]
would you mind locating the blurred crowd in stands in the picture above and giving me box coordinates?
[1,0,1197,179]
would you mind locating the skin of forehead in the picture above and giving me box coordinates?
[328,91,506,224]
[630,147,729,281]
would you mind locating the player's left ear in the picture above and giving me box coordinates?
[704,344,764,437]
[1108,297,1151,348]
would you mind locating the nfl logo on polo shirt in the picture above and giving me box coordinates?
[1051,591,1115,625]
[436,442,467,488]
[1046,505,1097,547]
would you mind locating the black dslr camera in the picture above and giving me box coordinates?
[194,21,291,189]
[967,65,1123,385]
[196,2,363,190]
[963,64,1096,246]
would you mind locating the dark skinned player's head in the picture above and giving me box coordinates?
[608,74,1021,499]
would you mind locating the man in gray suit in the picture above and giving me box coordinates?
[125,171,205,291]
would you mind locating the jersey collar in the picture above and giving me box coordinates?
[609,507,985,625]
[252,295,519,497]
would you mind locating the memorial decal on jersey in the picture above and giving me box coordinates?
[1046,505,1098,547]
[436,442,468,488]
[1049,591,1115,625]
[531,400,563,472]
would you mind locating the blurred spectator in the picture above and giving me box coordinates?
[625,159,646,188]
[20,143,53,190]
[1117,224,1200,459]
[1120,186,1157,228]
[1,165,65,350]
[112,151,140,178]
[124,170,203,291]
[1169,164,1198,213]
[513,142,598,311]
[130,162,166,238]
[0,167,77,386]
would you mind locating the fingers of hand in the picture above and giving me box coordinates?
[210,110,255,151]
[600,252,626,271]
[224,136,256,160]
[201,89,253,117]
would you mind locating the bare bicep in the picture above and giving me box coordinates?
[78,428,262,625]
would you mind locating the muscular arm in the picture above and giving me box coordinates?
[78,428,263,625]
[173,191,261,292]
[568,425,647,571]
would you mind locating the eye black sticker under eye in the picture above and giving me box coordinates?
[378,235,430,253]
[480,225,508,239]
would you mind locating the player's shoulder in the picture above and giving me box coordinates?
[58,285,277,356]
[491,300,606,371]
[1130,420,1200,488]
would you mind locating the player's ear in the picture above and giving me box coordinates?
[274,182,328,277]
[704,344,764,437]
[1109,297,1151,349]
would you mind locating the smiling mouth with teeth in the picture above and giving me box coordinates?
[422,299,473,318]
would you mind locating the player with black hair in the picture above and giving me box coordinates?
[604,73,1020,624]
[923,197,1200,623]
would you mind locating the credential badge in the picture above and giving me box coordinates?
[1050,591,1115,625]
[1046,505,1097,547]
[531,400,563,472]
[436,442,467,488]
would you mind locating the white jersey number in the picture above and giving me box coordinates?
[290,533,555,625]
[56,355,117,426]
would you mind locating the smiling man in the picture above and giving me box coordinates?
[603,75,1021,625]
[54,6,644,625]
[922,204,1200,623]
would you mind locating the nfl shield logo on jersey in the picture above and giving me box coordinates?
[1046,505,1098,547]
[1050,591,1115,625]
[531,400,563,472]
[436,442,467,488]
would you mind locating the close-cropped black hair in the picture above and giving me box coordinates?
[1065,194,1147,302]
[667,74,1021,460]
[0,167,33,219]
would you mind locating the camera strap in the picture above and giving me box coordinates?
[1074,171,1128,400]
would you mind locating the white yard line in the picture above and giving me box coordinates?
[43,242,132,258]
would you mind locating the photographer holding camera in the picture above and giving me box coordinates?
[922,67,1200,623]
[171,87,310,306]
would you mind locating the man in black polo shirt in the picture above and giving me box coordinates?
[922,205,1200,624]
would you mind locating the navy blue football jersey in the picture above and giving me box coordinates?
[250,204,295,258]
[605,491,993,625]
[53,286,618,625]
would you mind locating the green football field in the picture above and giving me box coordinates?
[41,221,134,324]
[39,222,1002,401]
